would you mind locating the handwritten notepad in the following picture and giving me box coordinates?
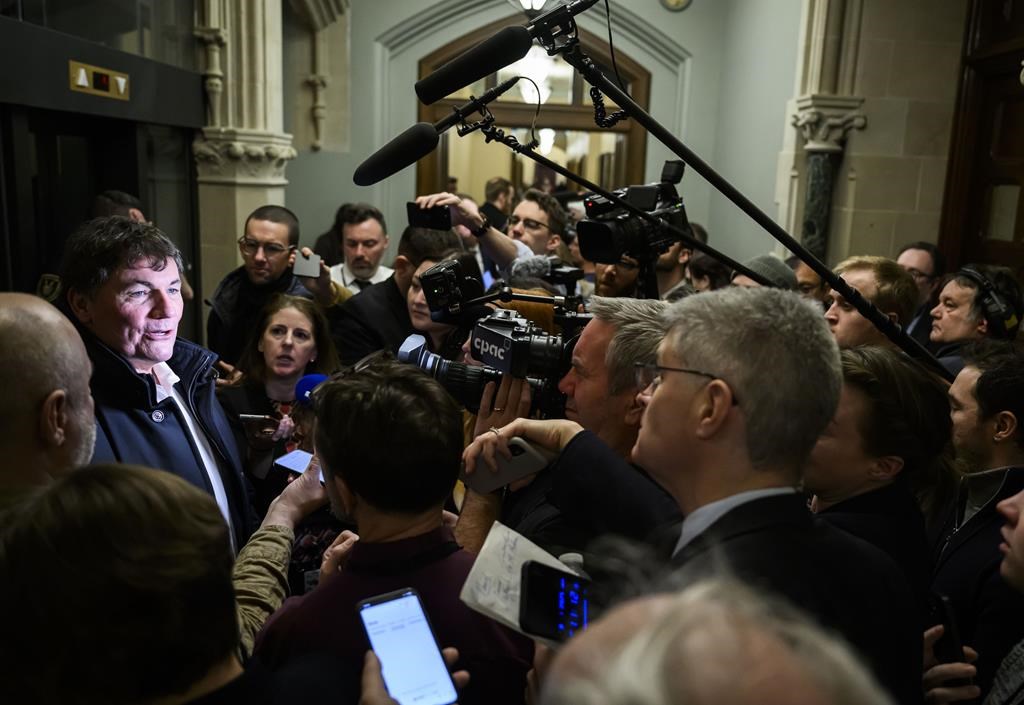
[459,521,571,632]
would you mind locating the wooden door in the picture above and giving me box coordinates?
[941,0,1024,278]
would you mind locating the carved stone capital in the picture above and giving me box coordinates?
[194,26,228,47]
[793,95,866,153]
[306,74,329,90]
[193,129,297,185]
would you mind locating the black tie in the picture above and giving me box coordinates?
[354,279,372,291]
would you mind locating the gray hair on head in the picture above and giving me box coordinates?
[588,296,670,395]
[543,578,893,705]
[662,287,840,475]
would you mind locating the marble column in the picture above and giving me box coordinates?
[792,99,865,261]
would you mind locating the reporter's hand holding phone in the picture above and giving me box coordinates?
[463,418,584,477]
[260,460,328,531]
[294,246,335,306]
[922,625,980,704]
[414,192,482,232]
[359,648,470,705]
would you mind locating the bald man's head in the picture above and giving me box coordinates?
[543,580,892,705]
[0,294,95,484]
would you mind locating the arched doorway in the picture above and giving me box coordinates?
[416,15,651,203]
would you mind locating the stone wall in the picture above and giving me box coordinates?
[827,0,968,263]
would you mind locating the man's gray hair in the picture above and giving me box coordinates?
[544,579,893,705]
[588,296,670,395]
[662,287,840,475]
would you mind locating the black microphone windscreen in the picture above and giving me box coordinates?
[353,122,440,187]
[415,26,533,105]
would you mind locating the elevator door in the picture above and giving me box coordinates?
[0,105,200,339]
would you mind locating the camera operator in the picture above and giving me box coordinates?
[456,296,681,558]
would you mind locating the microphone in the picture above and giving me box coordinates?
[415,0,600,105]
[509,255,558,281]
[294,373,328,407]
[354,76,521,187]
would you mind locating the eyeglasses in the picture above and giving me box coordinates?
[509,215,550,231]
[904,267,934,283]
[634,362,739,404]
[238,236,294,258]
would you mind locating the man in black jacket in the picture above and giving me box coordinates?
[328,226,460,365]
[633,287,921,705]
[207,205,316,368]
[930,341,1024,700]
[63,216,255,549]
[929,265,1022,376]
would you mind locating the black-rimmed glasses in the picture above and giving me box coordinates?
[238,236,294,257]
[509,215,550,231]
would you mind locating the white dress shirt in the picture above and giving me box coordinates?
[151,362,237,552]
[329,262,394,296]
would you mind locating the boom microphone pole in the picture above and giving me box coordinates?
[551,39,952,380]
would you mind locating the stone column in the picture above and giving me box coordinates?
[193,0,297,335]
[778,0,866,261]
[792,98,866,259]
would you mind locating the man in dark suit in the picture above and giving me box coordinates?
[327,226,459,365]
[632,287,922,705]
[930,341,1024,701]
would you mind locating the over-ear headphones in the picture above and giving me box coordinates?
[956,267,1020,339]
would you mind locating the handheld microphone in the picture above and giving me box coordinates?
[415,0,600,105]
[354,76,521,186]
[294,373,328,407]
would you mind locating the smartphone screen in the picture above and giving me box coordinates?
[519,561,590,642]
[358,589,457,705]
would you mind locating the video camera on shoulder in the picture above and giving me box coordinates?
[400,258,592,418]
[576,160,692,264]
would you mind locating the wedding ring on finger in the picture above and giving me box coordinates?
[488,426,501,440]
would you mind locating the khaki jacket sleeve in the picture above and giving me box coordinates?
[233,524,294,658]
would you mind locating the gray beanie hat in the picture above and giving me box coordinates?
[738,255,797,290]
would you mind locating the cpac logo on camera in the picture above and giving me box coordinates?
[473,336,508,361]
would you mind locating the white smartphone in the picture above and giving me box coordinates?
[273,449,324,483]
[460,436,555,494]
[357,588,457,705]
[293,252,322,277]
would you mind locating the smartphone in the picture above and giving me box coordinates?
[519,560,590,642]
[407,201,452,230]
[931,595,970,666]
[293,251,322,277]
[460,436,554,494]
[239,414,278,441]
[274,449,325,484]
[357,588,457,705]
